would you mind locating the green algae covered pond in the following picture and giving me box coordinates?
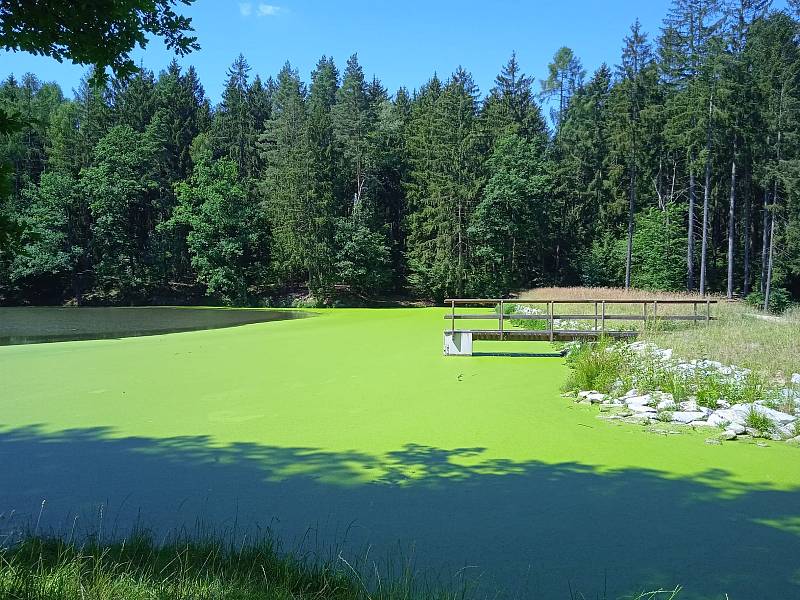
[1,307,799,598]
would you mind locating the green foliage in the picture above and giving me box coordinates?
[469,133,549,296]
[3,2,800,306]
[744,407,775,435]
[81,124,159,300]
[562,339,625,394]
[745,288,792,314]
[0,1,198,82]
[334,214,392,297]
[8,172,85,300]
[168,135,267,304]
[582,233,625,287]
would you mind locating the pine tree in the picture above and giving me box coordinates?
[405,69,483,299]
[540,47,585,131]
[469,132,548,295]
[259,62,315,288]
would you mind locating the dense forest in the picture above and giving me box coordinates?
[1,0,799,306]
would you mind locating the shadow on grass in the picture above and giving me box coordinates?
[1,425,799,599]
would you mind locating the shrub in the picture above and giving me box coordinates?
[745,288,792,314]
[744,407,775,435]
[562,339,625,394]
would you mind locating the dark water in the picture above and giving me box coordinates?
[0,306,308,345]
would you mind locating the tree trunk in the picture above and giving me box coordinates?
[687,161,696,291]
[742,182,752,296]
[760,188,770,294]
[625,164,635,290]
[764,211,776,311]
[726,155,736,299]
[699,155,711,296]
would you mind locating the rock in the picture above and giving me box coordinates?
[629,404,657,414]
[578,390,599,399]
[717,399,731,409]
[697,406,713,417]
[671,411,707,424]
[680,400,698,411]
[792,373,800,385]
[623,389,639,398]
[727,422,746,435]
[712,406,748,426]
[600,401,624,409]
[586,392,607,403]
[626,394,654,407]
[776,424,797,439]
[753,405,796,425]
[707,412,731,427]
[722,430,738,440]
[657,399,677,411]
[786,435,800,445]
[690,420,716,427]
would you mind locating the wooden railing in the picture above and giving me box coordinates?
[443,298,717,342]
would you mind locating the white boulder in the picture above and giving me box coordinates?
[671,411,708,424]
[626,394,654,407]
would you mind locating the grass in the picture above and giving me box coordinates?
[2,306,800,597]
[562,337,624,393]
[745,407,776,436]
[0,534,683,600]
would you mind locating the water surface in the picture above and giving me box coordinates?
[0,306,308,345]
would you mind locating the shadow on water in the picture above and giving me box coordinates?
[0,307,310,346]
[1,426,799,598]
[472,351,566,358]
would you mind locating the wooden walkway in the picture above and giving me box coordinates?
[443,298,716,354]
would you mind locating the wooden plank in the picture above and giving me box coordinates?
[443,313,714,322]
[444,298,718,305]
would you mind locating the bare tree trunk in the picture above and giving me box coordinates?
[742,181,752,296]
[760,188,770,294]
[726,154,736,299]
[699,94,713,297]
[699,156,711,296]
[764,212,776,311]
[625,164,635,290]
[687,160,696,291]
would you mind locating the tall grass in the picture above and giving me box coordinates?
[562,337,625,393]
[0,534,465,600]
[0,534,683,600]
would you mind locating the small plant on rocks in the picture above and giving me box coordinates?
[744,407,775,436]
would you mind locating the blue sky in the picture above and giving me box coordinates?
[0,0,757,103]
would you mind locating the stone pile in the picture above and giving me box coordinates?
[571,341,800,444]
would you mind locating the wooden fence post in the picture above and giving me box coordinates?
[601,301,606,334]
[499,299,504,340]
